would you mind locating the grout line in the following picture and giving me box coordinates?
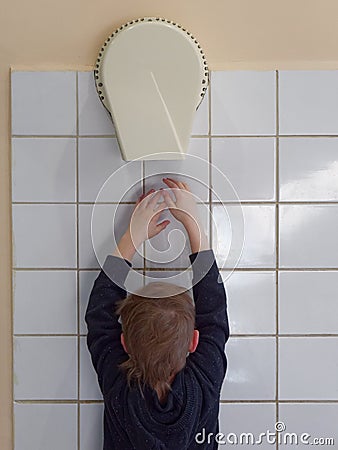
[12,133,338,139]
[13,398,338,404]
[12,134,116,138]
[10,73,15,450]
[275,70,280,449]
[142,161,146,282]
[12,266,338,271]
[13,333,338,337]
[208,74,213,250]
[75,71,81,450]
[12,200,338,205]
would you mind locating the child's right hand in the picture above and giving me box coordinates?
[161,178,201,230]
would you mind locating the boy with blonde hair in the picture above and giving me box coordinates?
[86,178,229,449]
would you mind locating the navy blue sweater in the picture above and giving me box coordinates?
[85,249,230,450]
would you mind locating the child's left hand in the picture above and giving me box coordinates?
[129,189,170,247]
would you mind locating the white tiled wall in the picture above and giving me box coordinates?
[11,70,338,449]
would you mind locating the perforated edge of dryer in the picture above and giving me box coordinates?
[94,16,210,119]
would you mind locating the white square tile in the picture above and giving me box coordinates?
[145,203,210,268]
[145,269,193,290]
[14,403,77,450]
[79,337,103,400]
[14,336,77,400]
[221,337,276,400]
[191,89,209,135]
[211,137,276,201]
[78,71,115,135]
[219,403,276,449]
[221,271,276,334]
[145,270,193,300]
[12,138,76,202]
[279,403,338,447]
[79,204,144,269]
[212,205,276,268]
[79,270,100,334]
[12,204,77,268]
[80,404,104,450]
[13,270,77,334]
[211,71,276,135]
[144,138,209,201]
[279,205,338,268]
[79,137,142,202]
[279,70,338,135]
[279,137,338,201]
[279,337,338,400]
[279,271,338,334]
[11,71,77,135]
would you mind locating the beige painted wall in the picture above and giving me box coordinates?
[1,0,338,448]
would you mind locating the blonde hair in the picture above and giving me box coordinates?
[116,282,195,403]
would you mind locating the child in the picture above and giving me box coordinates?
[85,177,230,449]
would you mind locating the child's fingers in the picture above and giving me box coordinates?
[147,190,164,207]
[144,188,155,198]
[156,220,170,231]
[153,200,167,213]
[181,181,191,191]
[163,178,180,189]
[162,189,176,208]
[136,189,154,205]
[164,177,185,190]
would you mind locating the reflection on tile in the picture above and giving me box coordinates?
[221,271,276,334]
[279,337,338,400]
[211,137,276,201]
[12,204,76,268]
[279,137,338,201]
[145,204,210,268]
[144,138,209,201]
[212,205,276,268]
[279,205,338,268]
[12,138,76,202]
[14,336,77,400]
[11,71,76,135]
[79,204,144,269]
[211,71,276,135]
[279,271,338,334]
[78,71,115,135]
[279,70,338,134]
[279,403,338,447]
[80,404,104,450]
[145,270,192,289]
[79,137,142,202]
[14,403,77,450]
[145,270,193,299]
[13,271,77,334]
[221,337,276,400]
[79,337,103,400]
[191,90,209,135]
[219,403,276,449]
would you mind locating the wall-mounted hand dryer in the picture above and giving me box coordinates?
[95,17,209,161]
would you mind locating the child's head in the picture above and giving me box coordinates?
[116,281,198,401]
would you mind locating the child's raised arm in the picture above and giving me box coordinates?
[85,189,170,395]
[162,177,229,390]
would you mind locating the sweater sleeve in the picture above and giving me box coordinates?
[85,255,132,396]
[186,249,230,390]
